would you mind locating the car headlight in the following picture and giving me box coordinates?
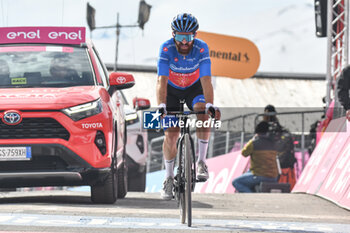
[126,113,139,126]
[62,99,103,121]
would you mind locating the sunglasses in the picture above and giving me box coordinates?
[174,33,194,43]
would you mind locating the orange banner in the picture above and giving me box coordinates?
[197,31,260,79]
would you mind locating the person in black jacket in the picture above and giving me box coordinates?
[232,121,279,193]
[262,105,297,189]
[263,105,296,169]
[337,66,350,121]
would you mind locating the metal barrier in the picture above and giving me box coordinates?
[219,113,258,152]
[146,112,257,172]
[147,135,164,173]
[146,109,324,173]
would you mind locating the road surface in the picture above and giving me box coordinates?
[0,190,349,232]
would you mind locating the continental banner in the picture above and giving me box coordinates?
[197,31,260,79]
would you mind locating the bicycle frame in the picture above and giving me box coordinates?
[174,115,197,190]
[168,100,206,227]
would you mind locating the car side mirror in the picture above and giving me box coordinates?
[133,97,150,111]
[109,72,135,90]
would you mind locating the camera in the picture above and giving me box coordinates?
[267,121,281,140]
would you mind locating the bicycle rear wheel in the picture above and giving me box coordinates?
[178,137,186,224]
[179,185,186,224]
[184,134,192,227]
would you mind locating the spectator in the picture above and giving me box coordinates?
[263,104,297,189]
[316,99,334,144]
[263,104,279,123]
[337,66,350,121]
[308,97,327,155]
[232,121,279,193]
[308,120,319,155]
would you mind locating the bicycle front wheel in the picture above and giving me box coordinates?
[184,134,193,227]
[178,137,186,224]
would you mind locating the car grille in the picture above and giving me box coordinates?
[0,118,70,140]
[0,156,68,171]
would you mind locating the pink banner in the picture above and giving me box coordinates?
[306,118,348,194]
[0,46,46,52]
[317,123,350,205]
[292,132,335,192]
[194,151,249,193]
[0,46,74,53]
[292,118,346,193]
[339,186,350,210]
[338,121,350,210]
[0,27,85,45]
[294,151,310,179]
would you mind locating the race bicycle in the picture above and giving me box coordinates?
[167,100,209,227]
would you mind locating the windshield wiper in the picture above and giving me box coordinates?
[0,85,40,88]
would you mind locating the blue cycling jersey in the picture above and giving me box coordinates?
[157,38,211,90]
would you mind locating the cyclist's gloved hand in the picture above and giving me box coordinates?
[158,103,167,117]
[205,103,221,120]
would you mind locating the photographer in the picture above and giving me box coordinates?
[263,105,296,189]
[232,121,279,193]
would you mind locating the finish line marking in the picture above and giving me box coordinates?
[0,213,349,232]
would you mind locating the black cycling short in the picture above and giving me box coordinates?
[166,80,205,111]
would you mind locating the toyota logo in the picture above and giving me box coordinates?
[116,76,126,84]
[2,111,22,125]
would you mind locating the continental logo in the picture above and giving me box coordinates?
[197,31,260,79]
[210,50,249,62]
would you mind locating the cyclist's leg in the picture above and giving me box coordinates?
[166,88,187,219]
[185,82,210,162]
[185,82,210,180]
[164,85,183,170]
[193,100,210,162]
[163,127,180,168]
[193,100,210,181]
[161,86,181,200]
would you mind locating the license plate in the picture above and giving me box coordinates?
[0,147,32,161]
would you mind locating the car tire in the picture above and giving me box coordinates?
[128,168,146,192]
[90,164,118,204]
[117,123,128,198]
[117,160,128,198]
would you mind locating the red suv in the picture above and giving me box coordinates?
[0,27,134,204]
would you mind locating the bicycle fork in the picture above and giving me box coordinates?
[174,135,185,202]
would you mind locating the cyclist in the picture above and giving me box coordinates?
[157,13,221,200]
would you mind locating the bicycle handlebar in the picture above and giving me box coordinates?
[167,111,206,116]
[167,110,218,129]
[164,110,218,130]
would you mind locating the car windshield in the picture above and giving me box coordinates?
[0,45,94,88]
